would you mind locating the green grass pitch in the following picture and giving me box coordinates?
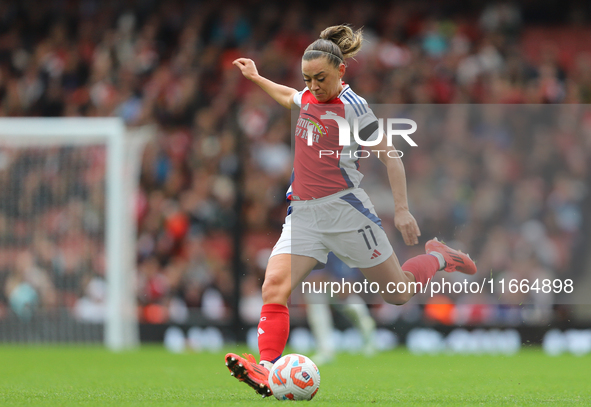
[0,345,589,406]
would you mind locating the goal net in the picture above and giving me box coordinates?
[0,118,151,350]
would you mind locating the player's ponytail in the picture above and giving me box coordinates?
[303,25,363,68]
[320,25,363,59]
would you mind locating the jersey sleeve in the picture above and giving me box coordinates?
[345,102,380,143]
[358,106,380,142]
[292,88,306,108]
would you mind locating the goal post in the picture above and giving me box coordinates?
[0,118,151,350]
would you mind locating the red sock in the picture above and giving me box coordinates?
[258,303,290,364]
[401,254,440,286]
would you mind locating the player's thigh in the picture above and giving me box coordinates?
[262,253,318,305]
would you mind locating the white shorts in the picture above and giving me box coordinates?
[270,188,394,269]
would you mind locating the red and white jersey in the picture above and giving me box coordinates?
[287,84,380,201]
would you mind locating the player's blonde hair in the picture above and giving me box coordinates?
[303,25,363,68]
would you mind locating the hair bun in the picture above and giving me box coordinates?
[319,25,363,59]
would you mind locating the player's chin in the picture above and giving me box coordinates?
[313,93,327,102]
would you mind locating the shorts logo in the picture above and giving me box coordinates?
[370,249,381,260]
[258,327,265,336]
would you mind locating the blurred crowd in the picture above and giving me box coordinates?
[0,0,589,326]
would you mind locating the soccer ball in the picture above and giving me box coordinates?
[268,354,320,401]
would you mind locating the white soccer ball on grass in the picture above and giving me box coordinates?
[268,354,320,401]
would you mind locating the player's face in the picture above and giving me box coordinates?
[302,57,345,103]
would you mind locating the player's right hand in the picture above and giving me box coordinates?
[233,58,259,81]
[394,209,421,246]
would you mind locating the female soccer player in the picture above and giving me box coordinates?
[225,25,476,397]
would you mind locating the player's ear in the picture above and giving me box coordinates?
[338,63,346,78]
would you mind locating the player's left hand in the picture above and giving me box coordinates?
[394,209,421,246]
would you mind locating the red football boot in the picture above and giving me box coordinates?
[225,353,272,397]
[425,238,477,275]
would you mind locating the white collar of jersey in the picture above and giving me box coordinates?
[338,85,350,98]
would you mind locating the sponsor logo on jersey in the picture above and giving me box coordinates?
[304,118,325,136]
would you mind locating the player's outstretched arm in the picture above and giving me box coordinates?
[233,58,298,109]
[373,136,421,246]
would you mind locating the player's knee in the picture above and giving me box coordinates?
[262,273,290,304]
